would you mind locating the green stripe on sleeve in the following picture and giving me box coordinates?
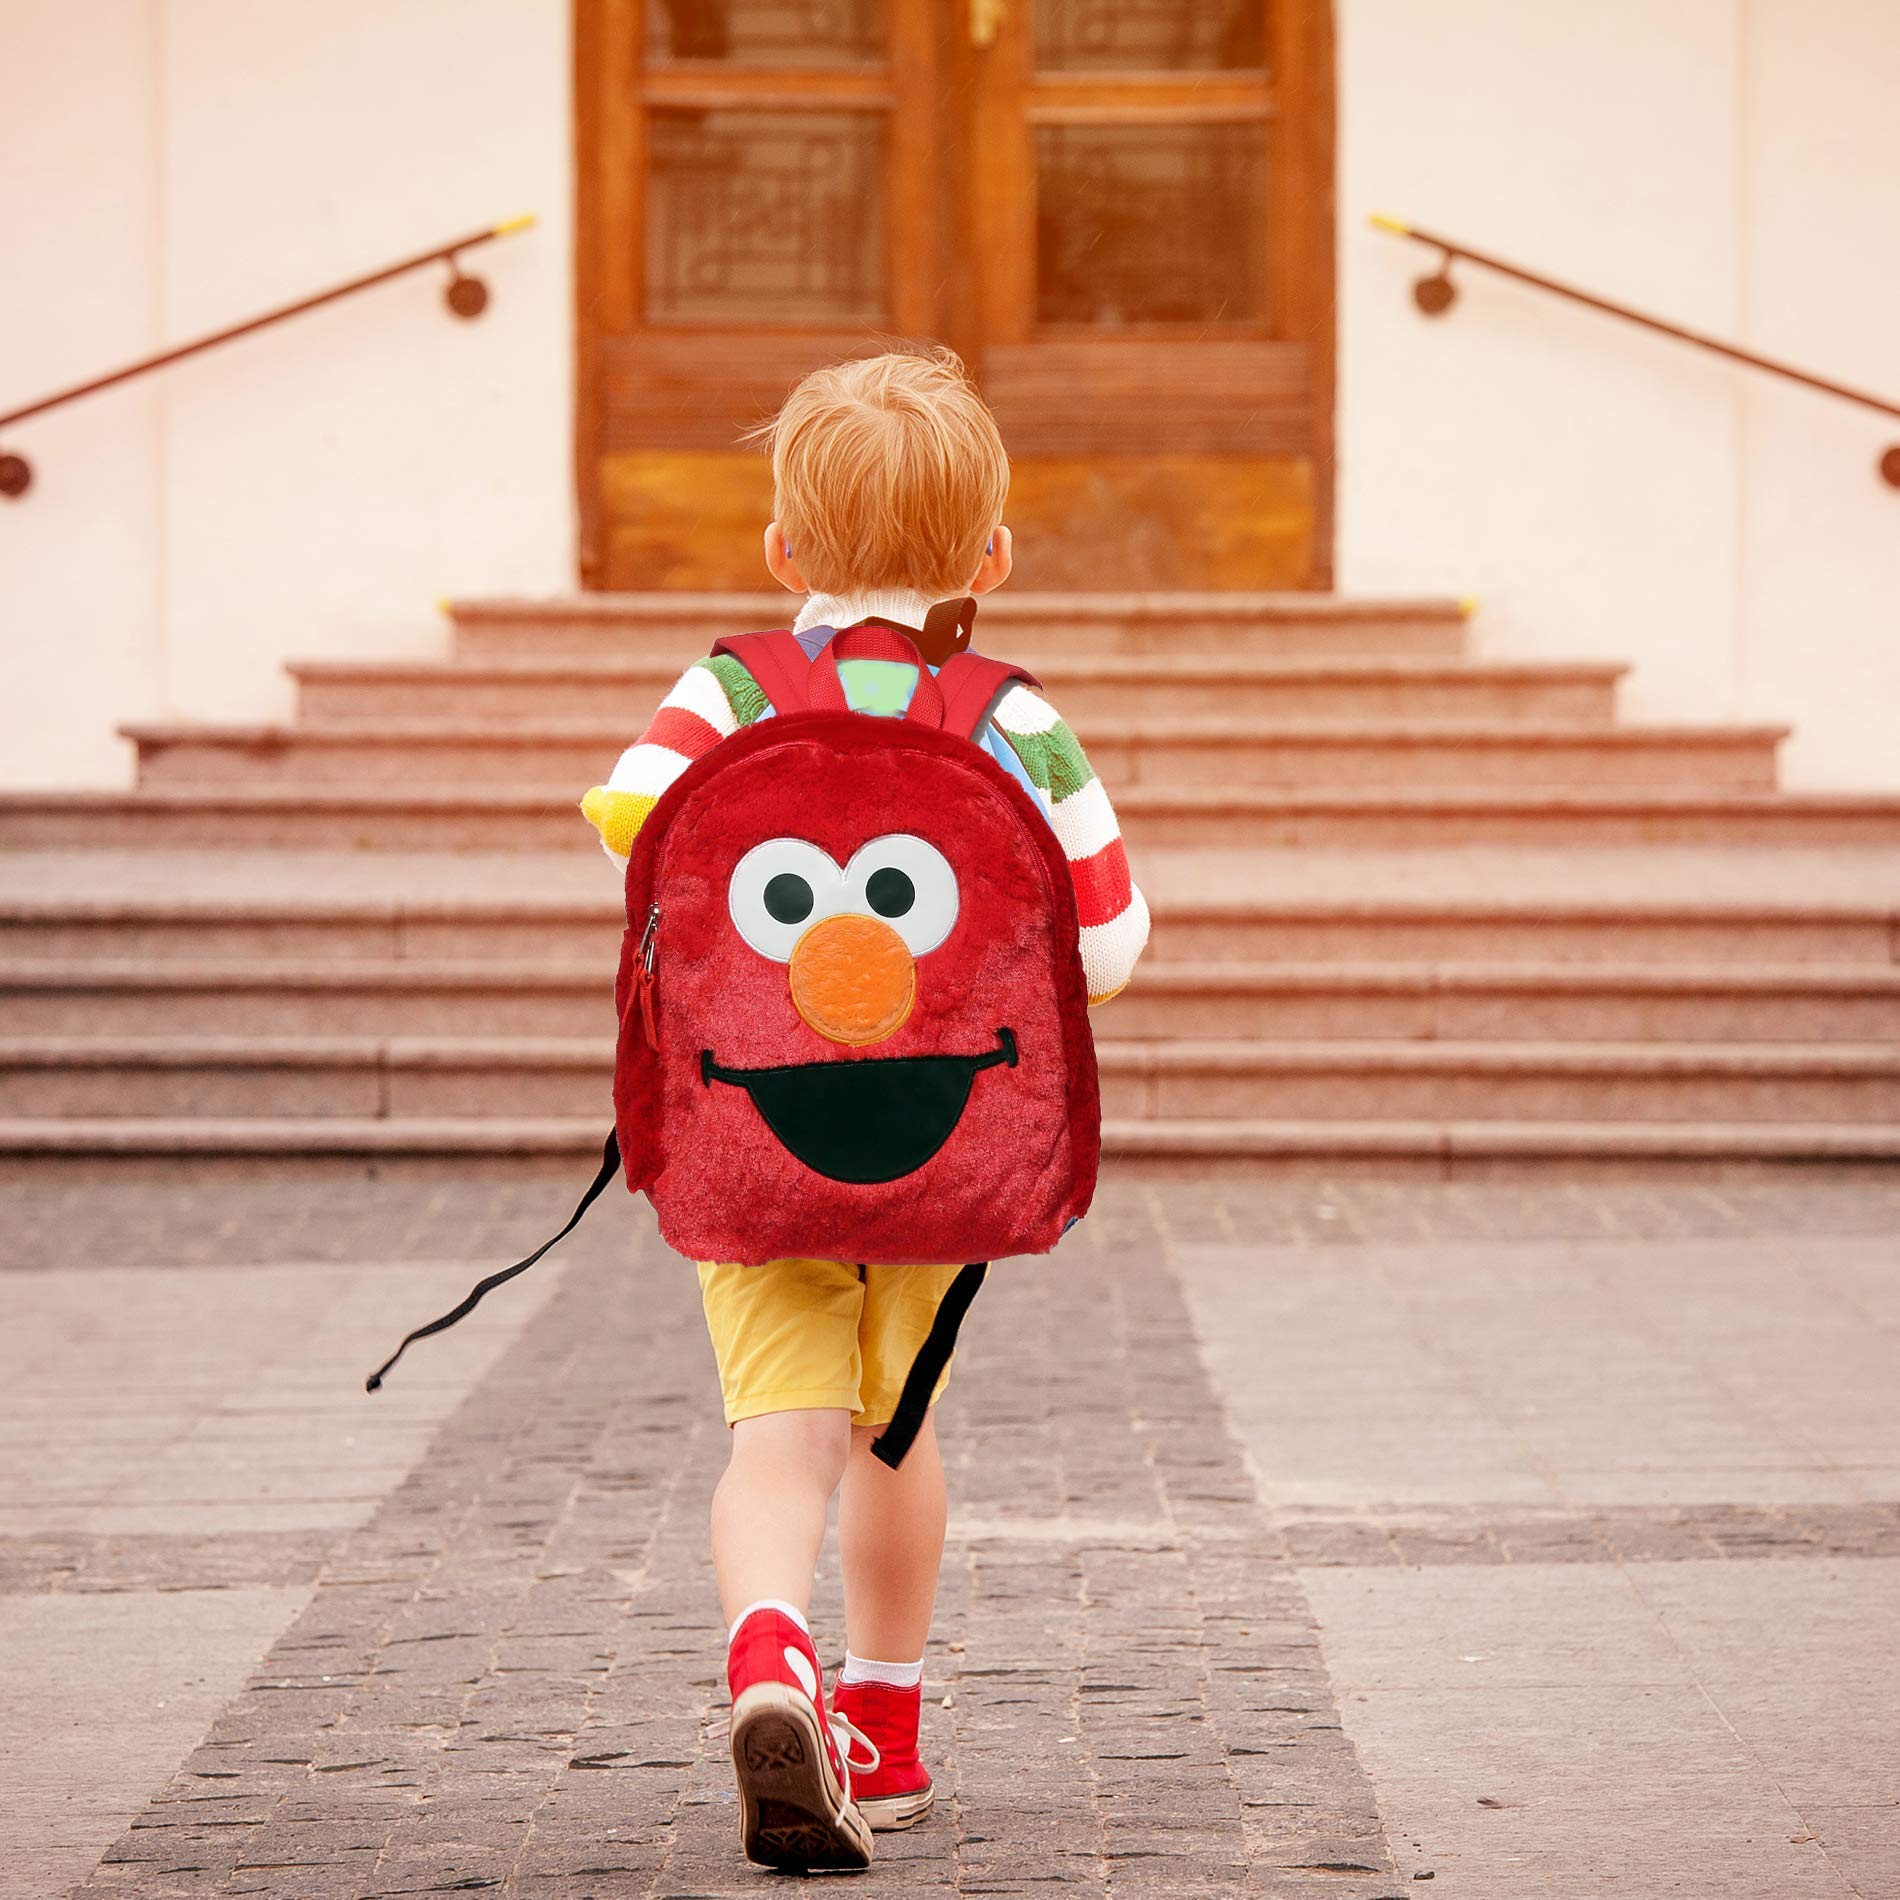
[998,717,1096,803]
[699,652,770,728]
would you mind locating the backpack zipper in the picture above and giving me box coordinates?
[631,901,661,1050]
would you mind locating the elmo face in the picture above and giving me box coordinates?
[621,717,1091,1267]
[705,826,1020,1181]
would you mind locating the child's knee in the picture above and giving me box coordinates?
[731,1407,852,1489]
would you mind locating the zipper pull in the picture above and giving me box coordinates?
[631,902,661,1050]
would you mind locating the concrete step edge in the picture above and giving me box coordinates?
[8,1035,1900,1075]
[21,785,1891,818]
[447,591,1474,624]
[5,890,1894,928]
[289,656,1628,686]
[5,958,1900,997]
[1102,1119,1900,1159]
[118,718,1789,749]
[2,1116,1896,1161]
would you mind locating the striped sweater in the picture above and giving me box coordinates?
[580,592,1150,1004]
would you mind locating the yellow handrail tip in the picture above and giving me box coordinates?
[435,596,455,617]
[1458,595,1480,618]
[1369,212,1411,236]
[493,213,538,237]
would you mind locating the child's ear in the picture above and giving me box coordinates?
[763,521,808,593]
[969,526,1013,595]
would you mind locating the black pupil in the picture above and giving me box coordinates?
[866,867,915,918]
[764,873,814,924]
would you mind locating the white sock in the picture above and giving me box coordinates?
[729,1598,810,1644]
[840,1651,924,1690]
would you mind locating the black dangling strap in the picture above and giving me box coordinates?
[365,1129,621,1393]
[871,1261,988,1470]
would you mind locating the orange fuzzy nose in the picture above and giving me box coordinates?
[790,913,916,1045]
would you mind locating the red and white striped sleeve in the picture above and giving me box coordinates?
[579,654,767,867]
[988,684,1151,1005]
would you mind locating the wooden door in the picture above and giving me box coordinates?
[961,0,1333,589]
[576,0,1333,591]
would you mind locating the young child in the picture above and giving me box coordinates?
[580,348,1148,1872]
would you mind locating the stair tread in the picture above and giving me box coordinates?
[6,846,1900,913]
[8,1034,1898,1072]
[3,1116,1896,1160]
[449,590,1472,623]
[292,654,1625,684]
[20,785,1891,820]
[6,957,1900,995]
[119,716,1783,746]
[1107,1119,1900,1157]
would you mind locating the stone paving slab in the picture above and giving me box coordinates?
[5,1173,1899,1895]
[3,1588,314,1900]
[1179,1212,1900,1900]
[1303,1561,1900,1898]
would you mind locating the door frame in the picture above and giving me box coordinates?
[572,0,1335,590]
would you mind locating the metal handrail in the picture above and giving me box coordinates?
[1372,214,1900,489]
[0,214,537,500]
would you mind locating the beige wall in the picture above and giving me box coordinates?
[0,0,573,788]
[5,4,1896,791]
[1337,0,1900,787]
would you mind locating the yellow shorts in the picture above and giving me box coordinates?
[696,1258,967,1428]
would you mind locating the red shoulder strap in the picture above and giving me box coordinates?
[934,652,1043,742]
[708,630,812,715]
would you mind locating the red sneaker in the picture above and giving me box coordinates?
[831,1676,934,1830]
[726,1608,876,1871]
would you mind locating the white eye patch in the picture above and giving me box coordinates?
[727,838,848,961]
[841,835,959,956]
[727,835,960,962]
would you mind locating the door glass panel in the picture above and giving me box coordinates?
[646,0,886,65]
[1035,122,1264,324]
[1035,0,1266,73]
[645,109,886,323]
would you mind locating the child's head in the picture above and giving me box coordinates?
[756,347,1010,600]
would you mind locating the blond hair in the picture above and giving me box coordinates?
[753,347,1009,598]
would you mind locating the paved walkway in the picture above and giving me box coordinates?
[3,1172,1897,1896]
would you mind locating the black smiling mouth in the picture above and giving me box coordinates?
[700,1028,1018,1184]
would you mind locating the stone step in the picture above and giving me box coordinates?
[6,848,1895,965]
[291,654,1623,726]
[7,958,1900,1044]
[449,591,1474,663]
[8,1035,1899,1123]
[5,1114,1898,1175]
[13,785,1900,851]
[122,717,1785,793]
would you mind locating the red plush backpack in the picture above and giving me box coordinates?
[369,618,1101,1464]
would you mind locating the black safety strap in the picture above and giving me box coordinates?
[871,1261,988,1470]
[365,1129,621,1393]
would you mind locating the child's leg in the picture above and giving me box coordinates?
[839,1408,946,1660]
[711,1407,852,1625]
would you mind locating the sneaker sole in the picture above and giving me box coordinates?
[857,1782,935,1831]
[730,1682,874,1872]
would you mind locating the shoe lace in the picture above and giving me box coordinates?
[829,1710,881,1780]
